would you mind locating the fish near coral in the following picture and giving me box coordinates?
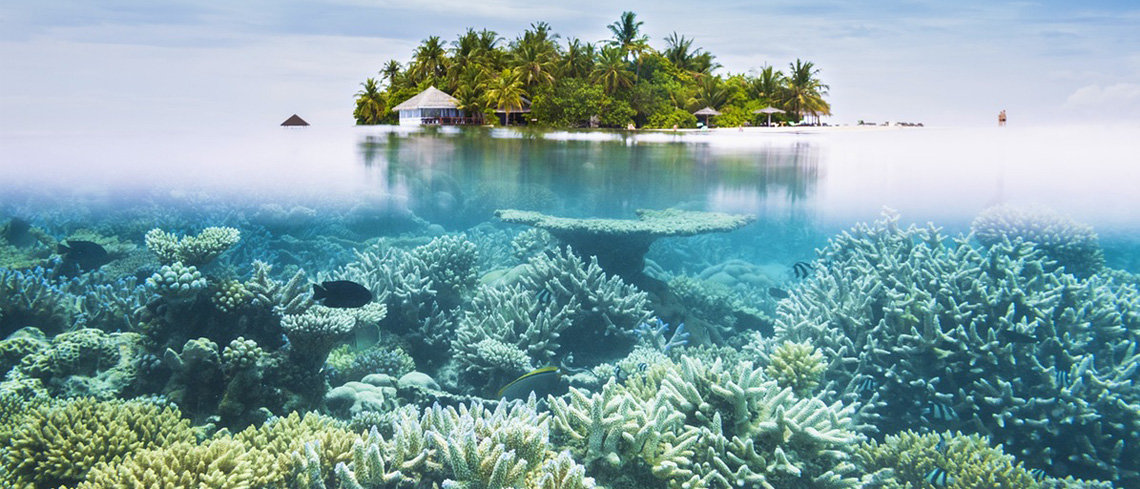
[498,366,565,401]
[312,280,372,308]
[57,240,110,275]
[792,261,813,279]
[768,286,790,299]
[924,467,954,486]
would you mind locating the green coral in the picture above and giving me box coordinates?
[212,278,253,313]
[855,431,1044,488]
[1,397,195,488]
[765,341,826,396]
[549,355,860,489]
[144,226,241,267]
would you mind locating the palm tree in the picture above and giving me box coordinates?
[484,68,526,125]
[513,42,556,88]
[453,64,490,123]
[693,75,729,110]
[560,38,594,79]
[354,78,386,125]
[410,36,449,84]
[608,11,647,53]
[380,60,404,88]
[749,65,784,102]
[663,32,694,68]
[591,45,634,94]
[782,59,830,122]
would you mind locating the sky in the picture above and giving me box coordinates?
[1,0,1139,132]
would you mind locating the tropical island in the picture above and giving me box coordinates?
[353,12,831,128]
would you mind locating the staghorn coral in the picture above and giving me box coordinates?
[972,204,1103,278]
[775,209,1140,485]
[283,304,388,371]
[549,355,861,489]
[765,341,826,396]
[0,265,81,337]
[1,397,195,488]
[511,228,559,262]
[246,259,314,316]
[855,430,1054,488]
[144,226,241,267]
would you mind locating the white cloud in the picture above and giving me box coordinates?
[1064,83,1140,115]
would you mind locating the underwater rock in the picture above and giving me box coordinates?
[397,371,440,391]
[324,381,396,418]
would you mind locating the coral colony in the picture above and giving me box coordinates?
[0,203,1135,489]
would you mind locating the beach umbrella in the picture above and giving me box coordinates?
[693,107,722,127]
[753,106,785,126]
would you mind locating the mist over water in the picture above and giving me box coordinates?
[2,124,1138,235]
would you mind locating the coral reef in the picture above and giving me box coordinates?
[1,397,195,488]
[496,208,755,289]
[775,209,1140,485]
[144,226,241,267]
[145,261,207,303]
[765,341,826,396]
[19,328,145,399]
[972,204,1104,278]
[0,265,81,337]
[549,355,861,489]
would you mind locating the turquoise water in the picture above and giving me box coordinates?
[1,126,1138,487]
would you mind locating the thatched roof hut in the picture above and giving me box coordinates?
[392,86,467,126]
[281,114,309,126]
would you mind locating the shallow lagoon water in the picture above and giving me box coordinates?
[1,125,1139,487]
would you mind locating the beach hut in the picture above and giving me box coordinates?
[281,114,309,126]
[753,106,786,127]
[693,107,722,127]
[392,86,467,126]
[495,97,532,126]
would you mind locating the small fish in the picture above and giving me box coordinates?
[57,240,110,273]
[934,435,948,454]
[313,280,373,308]
[855,377,877,393]
[498,366,564,400]
[792,261,814,279]
[923,401,957,421]
[1029,468,1047,480]
[768,287,790,299]
[637,362,648,372]
[613,365,627,382]
[924,467,954,486]
[536,288,553,304]
[1054,368,1070,388]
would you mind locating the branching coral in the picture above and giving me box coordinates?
[1,397,194,488]
[549,355,861,489]
[246,259,313,316]
[775,209,1140,485]
[0,265,81,337]
[972,204,1103,278]
[144,226,241,267]
[145,261,207,303]
[765,341,826,396]
[855,430,1053,488]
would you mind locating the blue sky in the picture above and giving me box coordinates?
[2,1,1138,131]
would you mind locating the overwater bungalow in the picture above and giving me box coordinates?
[392,86,480,126]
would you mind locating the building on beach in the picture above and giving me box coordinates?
[392,86,478,126]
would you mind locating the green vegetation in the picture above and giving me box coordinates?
[353,12,830,128]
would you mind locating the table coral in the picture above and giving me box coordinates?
[144,226,241,267]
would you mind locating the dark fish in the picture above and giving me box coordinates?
[2,217,33,246]
[768,287,790,299]
[1029,468,1047,480]
[637,362,648,372]
[57,240,110,273]
[924,467,953,486]
[536,288,553,304]
[855,377,877,393]
[792,261,814,279]
[923,401,957,421]
[498,366,564,400]
[313,280,373,308]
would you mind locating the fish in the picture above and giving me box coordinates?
[855,377,877,393]
[637,362,648,372]
[792,261,813,279]
[768,287,790,299]
[57,240,110,273]
[1054,368,1070,388]
[312,280,373,308]
[1029,468,1047,480]
[924,467,954,486]
[497,366,564,400]
[934,435,947,454]
[536,287,553,304]
[923,401,957,421]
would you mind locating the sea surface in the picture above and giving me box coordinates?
[1,124,1139,487]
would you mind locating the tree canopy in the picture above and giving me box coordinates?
[354,11,831,128]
